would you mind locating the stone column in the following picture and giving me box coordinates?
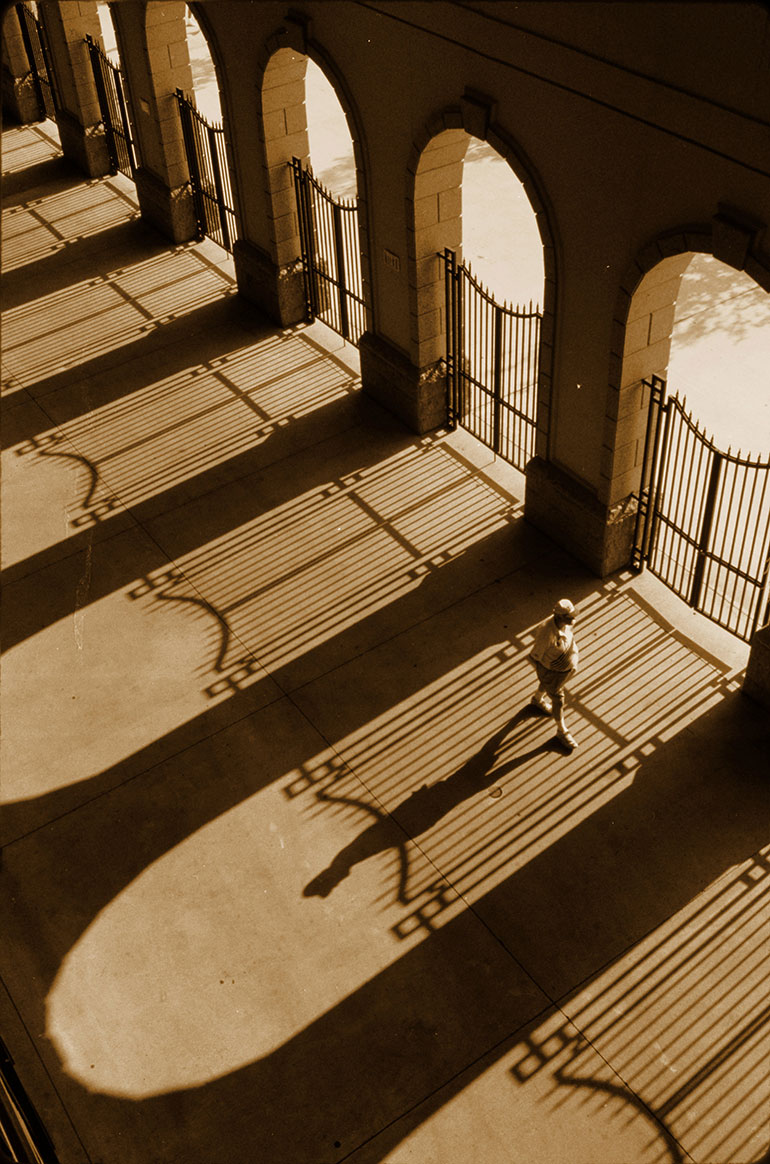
[526,250,692,577]
[110,0,196,243]
[37,0,111,176]
[1,6,41,124]
[234,41,309,326]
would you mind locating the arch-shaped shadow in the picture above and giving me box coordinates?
[3,689,767,1163]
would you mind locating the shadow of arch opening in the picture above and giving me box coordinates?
[260,41,371,339]
[407,116,556,462]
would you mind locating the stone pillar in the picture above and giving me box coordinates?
[37,0,110,176]
[600,252,691,508]
[524,457,638,577]
[371,122,468,431]
[232,238,305,327]
[359,332,448,434]
[1,6,40,124]
[110,0,196,243]
[743,622,770,709]
[236,44,309,326]
[525,249,692,577]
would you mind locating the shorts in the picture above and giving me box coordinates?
[532,660,573,696]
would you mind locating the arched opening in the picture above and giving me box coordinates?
[622,251,770,643]
[462,138,544,309]
[305,59,356,199]
[96,1,118,63]
[667,255,769,450]
[410,125,549,474]
[183,4,220,122]
[261,45,367,342]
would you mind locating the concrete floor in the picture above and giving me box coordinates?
[1,121,769,1164]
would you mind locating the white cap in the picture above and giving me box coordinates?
[553,599,576,620]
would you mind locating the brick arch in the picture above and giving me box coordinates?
[600,214,770,508]
[254,15,372,327]
[406,95,558,458]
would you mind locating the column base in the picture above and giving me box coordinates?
[359,332,448,434]
[1,68,41,124]
[56,108,111,179]
[525,456,637,577]
[134,167,197,244]
[743,622,770,709]
[232,239,306,327]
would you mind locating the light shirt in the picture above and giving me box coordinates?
[531,618,579,672]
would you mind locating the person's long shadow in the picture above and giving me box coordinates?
[304,706,562,902]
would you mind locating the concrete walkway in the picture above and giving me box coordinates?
[1,122,768,1164]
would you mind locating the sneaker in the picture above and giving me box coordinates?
[556,729,578,750]
[531,693,553,714]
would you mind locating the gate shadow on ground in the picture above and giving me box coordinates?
[304,708,561,902]
[0,390,414,648]
[4,688,767,1164]
[0,511,571,845]
[0,154,83,206]
[0,219,175,311]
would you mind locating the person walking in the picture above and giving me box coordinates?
[529,598,580,749]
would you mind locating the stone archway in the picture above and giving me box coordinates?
[404,92,558,447]
[237,16,371,329]
[602,212,770,705]
[601,211,769,512]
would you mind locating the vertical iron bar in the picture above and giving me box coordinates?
[689,449,723,611]
[492,303,503,455]
[112,65,136,177]
[16,5,45,120]
[291,159,314,321]
[86,36,118,174]
[207,122,231,251]
[444,250,455,426]
[332,201,350,341]
[178,92,205,238]
[460,260,467,427]
[633,375,665,569]
[36,9,59,114]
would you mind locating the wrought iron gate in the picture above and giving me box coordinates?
[1,1036,59,1163]
[16,3,57,121]
[85,35,137,180]
[291,157,366,344]
[443,248,541,472]
[176,90,238,252]
[633,375,770,642]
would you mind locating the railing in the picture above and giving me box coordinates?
[84,35,137,180]
[15,3,57,122]
[443,248,541,472]
[0,1038,59,1162]
[291,158,366,345]
[634,375,770,642]
[176,90,239,252]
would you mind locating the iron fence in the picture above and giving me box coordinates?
[443,248,541,472]
[16,3,57,121]
[0,1037,59,1163]
[84,35,137,180]
[291,157,366,344]
[634,375,770,642]
[176,90,238,252]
